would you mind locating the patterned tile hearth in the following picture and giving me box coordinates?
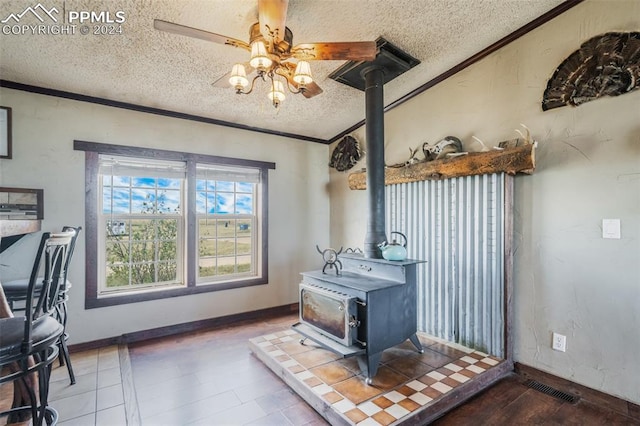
[249,329,505,426]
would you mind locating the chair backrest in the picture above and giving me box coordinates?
[24,230,75,349]
[52,226,81,324]
[3,226,81,315]
[59,225,82,291]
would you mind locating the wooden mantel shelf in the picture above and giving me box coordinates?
[348,143,536,190]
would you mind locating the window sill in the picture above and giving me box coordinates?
[86,277,268,309]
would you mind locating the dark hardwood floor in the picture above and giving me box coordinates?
[128,313,640,425]
[433,374,639,426]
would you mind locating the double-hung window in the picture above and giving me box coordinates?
[196,164,260,282]
[77,141,274,308]
[99,156,186,293]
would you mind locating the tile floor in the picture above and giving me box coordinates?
[0,345,131,426]
[48,345,131,426]
[250,330,502,425]
[3,313,636,425]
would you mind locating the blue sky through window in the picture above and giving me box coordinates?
[195,179,254,215]
[102,176,255,214]
[236,194,253,214]
[103,176,181,214]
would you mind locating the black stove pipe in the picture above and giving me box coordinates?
[362,66,387,258]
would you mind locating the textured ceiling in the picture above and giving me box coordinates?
[0,0,566,141]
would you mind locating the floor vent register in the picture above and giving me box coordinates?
[525,379,580,404]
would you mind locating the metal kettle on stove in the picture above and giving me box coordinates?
[378,231,408,261]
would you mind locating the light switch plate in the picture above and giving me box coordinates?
[602,219,621,239]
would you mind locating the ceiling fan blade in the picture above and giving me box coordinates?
[299,81,323,99]
[212,71,233,88]
[211,63,255,88]
[154,19,250,51]
[291,41,377,61]
[258,0,289,43]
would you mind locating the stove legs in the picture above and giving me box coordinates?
[296,330,423,385]
[357,352,383,385]
[356,335,423,384]
[409,334,424,354]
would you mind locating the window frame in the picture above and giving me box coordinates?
[99,160,186,294]
[75,140,274,309]
[194,164,261,284]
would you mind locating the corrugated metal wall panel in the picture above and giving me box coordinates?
[385,173,505,356]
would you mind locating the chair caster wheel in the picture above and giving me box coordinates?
[299,338,307,345]
[365,378,373,385]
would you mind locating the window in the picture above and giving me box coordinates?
[196,164,260,282]
[100,156,186,294]
[76,141,274,308]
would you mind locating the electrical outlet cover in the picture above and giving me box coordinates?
[552,332,567,352]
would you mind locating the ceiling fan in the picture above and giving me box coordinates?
[154,0,377,108]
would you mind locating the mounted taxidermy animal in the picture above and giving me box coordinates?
[542,32,640,110]
[423,136,463,161]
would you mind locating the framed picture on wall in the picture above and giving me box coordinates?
[0,106,11,159]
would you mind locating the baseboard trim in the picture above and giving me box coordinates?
[514,362,639,419]
[68,336,122,353]
[68,303,299,353]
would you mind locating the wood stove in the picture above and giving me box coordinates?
[293,39,425,383]
[255,39,513,422]
[293,253,424,383]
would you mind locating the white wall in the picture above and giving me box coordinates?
[0,88,330,344]
[329,0,640,404]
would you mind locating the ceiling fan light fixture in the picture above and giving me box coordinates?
[154,1,376,109]
[293,60,313,86]
[229,64,249,90]
[268,79,286,107]
[249,40,272,70]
